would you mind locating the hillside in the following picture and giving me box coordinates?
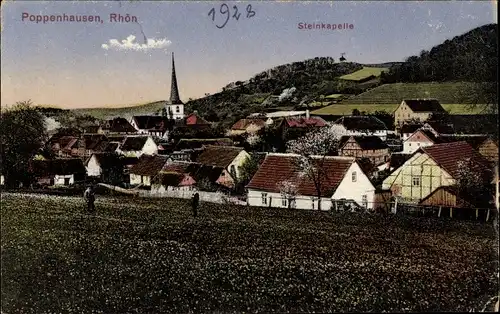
[61,24,497,123]
[383,24,497,83]
[72,101,165,120]
[312,82,493,115]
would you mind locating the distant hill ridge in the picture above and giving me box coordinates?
[59,23,496,122]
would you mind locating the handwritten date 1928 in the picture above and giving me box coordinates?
[208,4,256,29]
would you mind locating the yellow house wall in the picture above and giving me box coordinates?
[394,101,433,126]
[382,152,455,203]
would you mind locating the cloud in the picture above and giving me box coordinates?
[101,35,171,52]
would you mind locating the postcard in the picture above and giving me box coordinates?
[1,0,498,312]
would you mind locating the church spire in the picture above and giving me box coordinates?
[169,52,182,104]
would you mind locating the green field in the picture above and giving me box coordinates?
[324,94,346,99]
[339,67,388,81]
[72,101,165,119]
[1,193,498,312]
[312,103,489,115]
[336,82,493,105]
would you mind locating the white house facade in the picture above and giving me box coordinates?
[53,174,75,186]
[246,154,375,211]
[86,155,102,177]
[331,161,376,209]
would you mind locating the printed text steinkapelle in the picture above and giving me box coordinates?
[21,13,139,24]
[298,22,354,30]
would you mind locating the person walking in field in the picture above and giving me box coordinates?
[84,185,96,213]
[192,192,200,218]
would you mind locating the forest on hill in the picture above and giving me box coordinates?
[381,23,498,112]
[381,24,497,83]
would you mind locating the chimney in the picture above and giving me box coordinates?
[306,109,310,119]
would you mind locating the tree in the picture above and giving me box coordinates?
[455,157,493,207]
[352,109,361,116]
[1,100,47,187]
[237,154,260,187]
[286,125,347,210]
[276,179,298,209]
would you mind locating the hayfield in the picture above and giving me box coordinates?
[335,82,493,105]
[1,193,498,313]
[339,67,388,81]
[312,103,487,115]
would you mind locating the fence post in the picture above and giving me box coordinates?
[450,207,453,218]
[476,208,479,220]
[486,209,490,222]
[438,206,442,218]
[392,198,398,214]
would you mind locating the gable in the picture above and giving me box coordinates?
[340,137,360,150]
[406,130,435,143]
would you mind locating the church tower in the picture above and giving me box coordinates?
[165,52,184,120]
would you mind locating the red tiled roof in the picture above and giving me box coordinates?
[231,118,266,130]
[420,141,492,179]
[185,113,210,126]
[195,146,244,168]
[284,117,327,128]
[438,135,492,149]
[246,154,355,197]
[129,154,168,176]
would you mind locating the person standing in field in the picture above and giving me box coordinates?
[84,185,96,213]
[192,192,200,218]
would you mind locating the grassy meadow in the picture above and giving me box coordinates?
[312,103,488,115]
[1,193,498,313]
[339,67,389,81]
[336,82,492,105]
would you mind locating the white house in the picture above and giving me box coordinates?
[246,153,376,210]
[85,153,122,178]
[117,136,158,158]
[402,129,442,154]
[332,116,389,140]
[129,154,169,187]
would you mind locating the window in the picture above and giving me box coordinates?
[412,177,421,186]
[311,198,316,210]
[262,193,267,205]
[417,143,420,147]
[175,106,180,113]
[362,195,368,207]
[64,177,70,185]
[352,171,357,182]
[409,143,411,146]
[282,197,287,207]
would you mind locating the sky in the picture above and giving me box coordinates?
[1,0,497,108]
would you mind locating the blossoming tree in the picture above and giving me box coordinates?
[286,124,347,210]
[276,179,298,209]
